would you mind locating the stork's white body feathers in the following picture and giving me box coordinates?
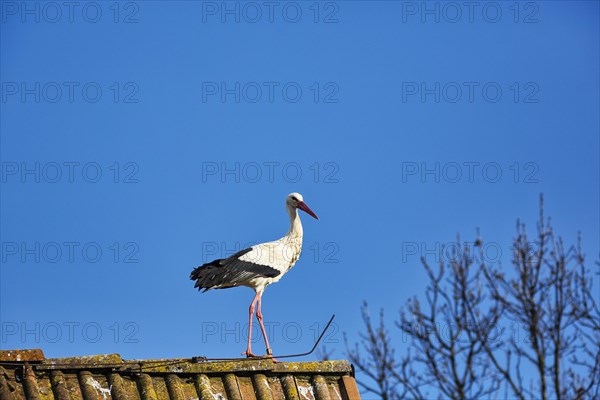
[236,210,304,291]
[238,238,303,292]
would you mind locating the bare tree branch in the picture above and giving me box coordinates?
[345,196,599,400]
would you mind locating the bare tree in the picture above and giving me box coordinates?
[346,197,600,399]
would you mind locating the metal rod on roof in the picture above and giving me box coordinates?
[194,314,336,362]
[270,314,336,360]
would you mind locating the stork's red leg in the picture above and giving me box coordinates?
[243,292,260,357]
[256,294,274,357]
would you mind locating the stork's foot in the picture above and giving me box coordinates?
[263,348,279,362]
[242,350,258,358]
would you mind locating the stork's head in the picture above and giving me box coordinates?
[286,192,319,220]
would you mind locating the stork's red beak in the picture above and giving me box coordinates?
[297,201,319,220]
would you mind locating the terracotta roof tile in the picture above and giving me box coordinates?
[0,349,361,400]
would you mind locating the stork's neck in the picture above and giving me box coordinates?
[285,205,303,241]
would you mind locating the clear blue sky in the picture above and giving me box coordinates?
[1,0,598,373]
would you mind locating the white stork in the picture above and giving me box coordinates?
[190,193,319,357]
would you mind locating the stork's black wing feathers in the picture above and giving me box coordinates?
[190,247,281,292]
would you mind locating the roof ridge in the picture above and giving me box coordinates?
[0,349,354,374]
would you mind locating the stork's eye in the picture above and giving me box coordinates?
[291,197,298,201]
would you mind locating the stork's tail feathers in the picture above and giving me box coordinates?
[190,260,223,292]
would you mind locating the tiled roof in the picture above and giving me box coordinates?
[0,349,361,400]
